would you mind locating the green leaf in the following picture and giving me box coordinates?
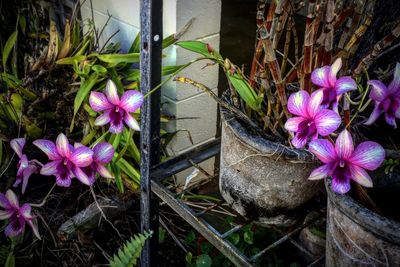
[158,227,166,243]
[111,162,124,193]
[129,33,141,53]
[185,252,193,264]
[227,72,262,111]
[115,156,140,185]
[175,40,222,60]
[56,55,86,65]
[185,231,196,245]
[243,231,254,245]
[92,65,108,74]
[71,73,99,131]
[125,69,140,82]
[2,31,18,70]
[162,34,176,49]
[229,233,240,245]
[162,65,185,76]
[195,254,212,267]
[4,252,15,267]
[96,53,140,64]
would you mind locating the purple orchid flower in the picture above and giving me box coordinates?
[10,138,39,194]
[80,142,114,184]
[0,189,40,239]
[285,89,341,148]
[33,133,94,187]
[89,80,144,134]
[365,62,400,128]
[311,58,357,111]
[308,129,385,194]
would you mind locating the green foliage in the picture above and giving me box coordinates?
[2,31,18,71]
[0,245,9,266]
[109,231,152,267]
[383,158,399,174]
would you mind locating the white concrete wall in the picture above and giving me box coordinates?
[80,0,221,187]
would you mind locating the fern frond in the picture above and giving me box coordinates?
[109,231,152,267]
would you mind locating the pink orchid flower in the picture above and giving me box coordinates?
[311,58,357,111]
[308,129,385,194]
[10,138,39,194]
[81,142,114,184]
[365,62,400,128]
[89,80,144,134]
[33,133,94,187]
[0,189,40,239]
[285,89,341,148]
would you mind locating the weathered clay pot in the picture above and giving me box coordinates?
[219,103,321,226]
[325,170,400,266]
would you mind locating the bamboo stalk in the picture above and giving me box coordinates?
[354,21,400,76]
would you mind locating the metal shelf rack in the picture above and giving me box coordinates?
[139,1,325,266]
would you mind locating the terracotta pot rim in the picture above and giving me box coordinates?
[325,178,400,244]
[220,92,314,163]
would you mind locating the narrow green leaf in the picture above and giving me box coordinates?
[2,31,18,70]
[162,34,176,49]
[129,33,141,53]
[125,69,140,82]
[227,72,262,111]
[91,65,107,74]
[5,252,15,267]
[175,40,222,60]
[111,162,124,193]
[162,65,185,76]
[71,73,99,131]
[96,53,140,64]
[56,55,86,65]
[115,156,140,184]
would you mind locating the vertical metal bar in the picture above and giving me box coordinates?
[140,0,163,266]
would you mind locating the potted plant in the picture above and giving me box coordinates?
[171,0,400,227]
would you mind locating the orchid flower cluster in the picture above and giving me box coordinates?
[285,58,400,195]
[0,79,144,239]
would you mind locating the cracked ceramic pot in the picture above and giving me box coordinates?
[325,170,400,267]
[219,101,321,227]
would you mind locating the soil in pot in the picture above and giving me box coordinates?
[325,168,400,267]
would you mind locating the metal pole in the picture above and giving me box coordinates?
[140,0,162,266]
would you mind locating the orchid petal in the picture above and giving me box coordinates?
[291,134,308,149]
[71,146,93,167]
[331,178,351,194]
[0,194,10,209]
[368,80,388,101]
[27,219,41,239]
[93,142,114,164]
[284,117,306,132]
[4,221,24,237]
[10,138,26,158]
[335,129,354,159]
[388,62,400,96]
[120,90,144,112]
[109,119,124,134]
[21,165,38,194]
[33,140,61,160]
[19,204,33,220]
[94,110,112,126]
[89,92,112,112]
[5,190,19,208]
[335,76,357,96]
[105,80,120,105]
[307,90,324,117]
[124,113,140,131]
[328,58,342,86]
[385,113,397,128]
[0,210,11,220]
[95,163,114,179]
[287,90,310,117]
[349,165,373,188]
[314,109,341,136]
[308,139,336,163]
[56,133,71,157]
[40,160,61,176]
[308,164,331,180]
[350,141,385,171]
[73,166,94,186]
[364,105,382,125]
[55,174,72,187]
[311,66,331,88]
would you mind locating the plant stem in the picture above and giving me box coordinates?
[31,183,57,208]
